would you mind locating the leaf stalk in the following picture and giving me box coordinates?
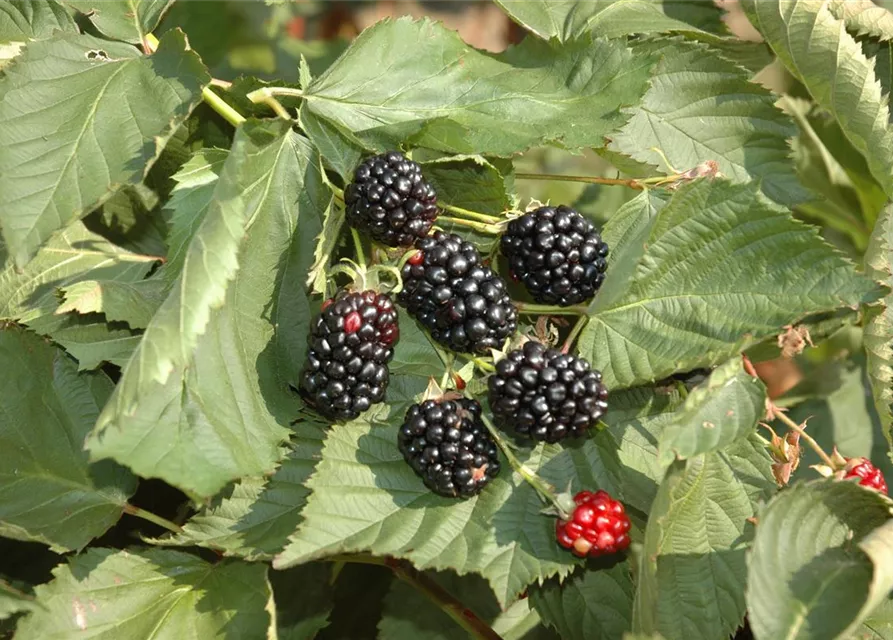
[122,504,184,534]
[515,302,589,316]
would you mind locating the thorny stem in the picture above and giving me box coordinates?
[440,203,504,225]
[561,316,589,354]
[772,408,836,469]
[515,302,589,316]
[327,554,501,640]
[246,87,293,121]
[479,413,566,514]
[122,504,184,535]
[439,216,504,235]
[351,228,367,271]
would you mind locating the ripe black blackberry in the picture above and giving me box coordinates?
[301,290,399,422]
[501,205,609,306]
[344,152,438,247]
[488,341,608,443]
[398,397,501,498]
[398,231,518,353]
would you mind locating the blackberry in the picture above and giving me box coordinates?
[301,290,399,422]
[488,341,608,443]
[345,152,438,247]
[398,231,517,353]
[501,205,609,306]
[398,398,501,498]
[556,490,631,557]
[844,458,888,494]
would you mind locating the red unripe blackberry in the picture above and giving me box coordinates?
[301,290,398,422]
[345,152,438,247]
[501,205,609,306]
[398,231,518,353]
[398,398,501,498]
[488,341,608,443]
[556,490,631,557]
[844,458,888,494]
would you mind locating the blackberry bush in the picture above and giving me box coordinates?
[345,151,438,247]
[488,341,608,443]
[398,397,501,498]
[399,231,518,353]
[301,289,399,421]
[501,205,609,306]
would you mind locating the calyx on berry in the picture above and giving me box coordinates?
[812,447,888,494]
[554,490,631,557]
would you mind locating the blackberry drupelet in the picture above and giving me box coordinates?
[501,205,609,306]
[844,457,888,494]
[344,152,438,247]
[301,290,399,422]
[398,231,518,353]
[555,490,631,557]
[488,341,608,443]
[398,398,501,498]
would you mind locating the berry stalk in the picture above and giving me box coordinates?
[439,216,504,235]
[328,554,502,640]
[478,412,571,518]
[561,316,589,354]
[771,406,836,469]
[440,203,504,225]
[514,172,645,190]
[515,302,589,316]
[351,227,367,271]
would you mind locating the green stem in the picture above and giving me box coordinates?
[774,410,836,469]
[202,87,246,127]
[561,316,589,354]
[330,184,345,202]
[351,228,367,271]
[327,554,501,640]
[247,87,293,120]
[472,357,496,373]
[123,504,184,534]
[439,216,503,235]
[514,172,644,189]
[247,86,305,100]
[440,203,503,225]
[515,302,589,316]
[478,413,564,513]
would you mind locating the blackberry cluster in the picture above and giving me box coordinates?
[488,341,608,443]
[398,398,501,498]
[398,231,518,353]
[501,205,609,306]
[345,152,438,247]
[301,290,399,422]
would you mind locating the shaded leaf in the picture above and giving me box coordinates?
[495,0,725,40]
[0,578,37,621]
[742,0,893,198]
[89,122,328,499]
[531,564,635,640]
[302,17,653,157]
[66,0,173,44]
[0,328,136,551]
[422,155,513,217]
[633,439,775,639]
[15,548,273,639]
[580,180,880,389]
[0,0,75,41]
[57,279,165,329]
[47,316,141,370]
[658,357,765,464]
[610,39,809,206]
[271,562,336,640]
[746,480,893,640]
[0,30,209,266]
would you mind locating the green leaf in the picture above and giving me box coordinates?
[829,0,893,41]
[0,578,37,621]
[746,480,893,640]
[389,308,447,380]
[302,17,653,157]
[15,548,274,639]
[274,386,676,606]
[742,0,893,198]
[531,564,635,640]
[0,0,75,41]
[161,147,229,282]
[0,222,155,328]
[379,569,556,640]
[89,122,328,499]
[422,155,513,216]
[271,563,336,640]
[0,328,136,552]
[865,203,893,451]
[47,316,141,370]
[657,357,766,465]
[633,440,776,639]
[66,0,174,44]
[580,179,880,389]
[306,200,344,295]
[298,111,362,183]
[495,0,725,40]
[155,423,325,560]
[0,29,208,267]
[610,39,809,206]
[57,279,165,329]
